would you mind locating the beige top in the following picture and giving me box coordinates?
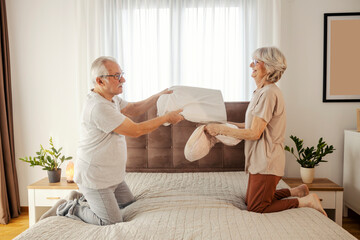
[244,84,286,176]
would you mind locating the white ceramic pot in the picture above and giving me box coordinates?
[300,167,315,183]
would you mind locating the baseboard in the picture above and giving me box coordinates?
[20,206,28,213]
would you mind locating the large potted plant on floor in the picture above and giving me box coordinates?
[19,137,73,183]
[285,135,335,183]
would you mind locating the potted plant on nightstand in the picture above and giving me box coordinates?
[285,135,335,183]
[19,137,73,183]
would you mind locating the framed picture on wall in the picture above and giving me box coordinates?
[323,12,360,102]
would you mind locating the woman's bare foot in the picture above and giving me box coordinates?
[298,193,327,217]
[290,184,309,197]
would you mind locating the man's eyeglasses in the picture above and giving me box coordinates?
[99,72,125,81]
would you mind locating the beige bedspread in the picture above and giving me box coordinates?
[15,172,355,240]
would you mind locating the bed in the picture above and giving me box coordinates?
[15,102,355,240]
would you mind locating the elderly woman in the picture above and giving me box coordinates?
[206,47,326,215]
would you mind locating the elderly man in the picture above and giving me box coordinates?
[41,56,183,225]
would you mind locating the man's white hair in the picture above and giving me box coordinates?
[90,56,118,86]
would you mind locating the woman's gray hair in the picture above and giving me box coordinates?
[90,56,118,86]
[252,47,287,83]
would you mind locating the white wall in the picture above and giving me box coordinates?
[281,0,360,184]
[6,0,78,206]
[6,0,360,206]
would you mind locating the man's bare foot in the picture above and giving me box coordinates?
[39,199,67,221]
[298,193,327,217]
[290,184,309,198]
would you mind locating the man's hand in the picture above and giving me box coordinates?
[165,109,184,125]
[123,88,174,118]
[158,88,173,96]
[205,124,222,136]
[155,88,173,99]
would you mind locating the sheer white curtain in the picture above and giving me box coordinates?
[76,0,281,107]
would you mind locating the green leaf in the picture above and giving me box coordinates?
[286,135,335,168]
[18,137,73,171]
[52,147,58,154]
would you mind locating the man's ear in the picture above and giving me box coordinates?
[96,77,104,86]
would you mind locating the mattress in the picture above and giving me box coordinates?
[15,172,355,240]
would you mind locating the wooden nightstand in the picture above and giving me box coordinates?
[282,178,343,226]
[27,177,78,227]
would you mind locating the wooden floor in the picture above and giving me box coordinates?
[1,208,360,239]
[344,209,360,239]
[0,208,29,240]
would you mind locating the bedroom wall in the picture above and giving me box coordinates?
[6,0,78,206]
[280,0,360,184]
[5,0,360,206]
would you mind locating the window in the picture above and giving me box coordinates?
[77,0,280,102]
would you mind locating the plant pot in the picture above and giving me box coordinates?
[47,168,61,183]
[300,167,315,183]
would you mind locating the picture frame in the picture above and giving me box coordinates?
[323,12,360,102]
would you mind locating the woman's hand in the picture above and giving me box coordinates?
[205,124,222,136]
[166,109,184,125]
[227,121,245,129]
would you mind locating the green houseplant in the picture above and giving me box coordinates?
[284,135,335,183]
[19,137,73,183]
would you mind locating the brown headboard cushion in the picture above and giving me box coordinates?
[126,102,249,172]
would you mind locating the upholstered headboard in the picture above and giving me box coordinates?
[126,102,249,172]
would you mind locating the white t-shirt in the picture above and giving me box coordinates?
[74,91,128,189]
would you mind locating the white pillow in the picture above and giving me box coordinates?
[184,125,216,162]
[184,124,242,162]
[157,86,227,126]
[215,123,242,146]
